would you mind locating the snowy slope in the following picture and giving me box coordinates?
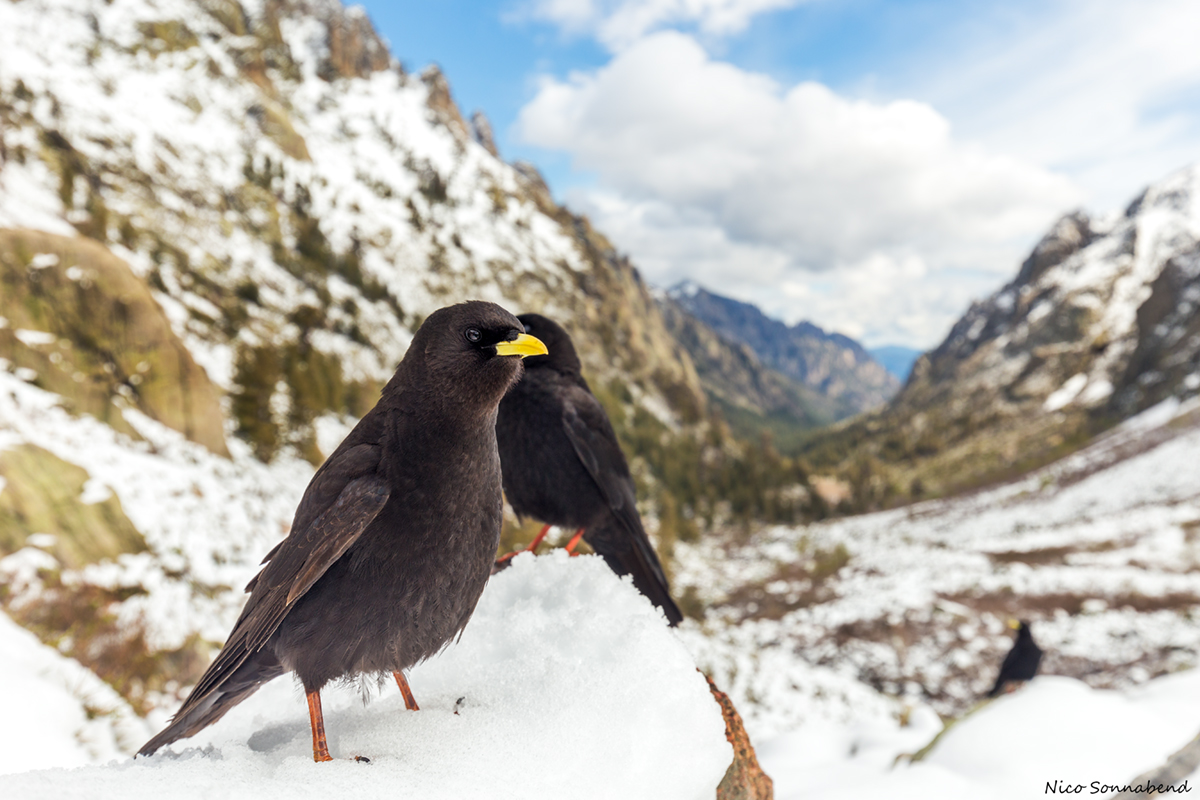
[0,0,719,740]
[3,553,731,799]
[0,0,703,459]
[0,369,312,658]
[0,612,151,776]
[921,164,1200,417]
[678,397,1200,727]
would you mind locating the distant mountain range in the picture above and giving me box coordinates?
[667,282,899,411]
[655,282,901,449]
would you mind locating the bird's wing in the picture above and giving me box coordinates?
[560,388,680,624]
[185,442,390,706]
[559,387,643,537]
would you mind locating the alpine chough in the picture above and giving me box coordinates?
[139,301,547,761]
[495,313,684,626]
[987,619,1043,698]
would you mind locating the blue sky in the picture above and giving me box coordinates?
[357,0,1200,348]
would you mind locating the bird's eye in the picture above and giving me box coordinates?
[465,327,482,343]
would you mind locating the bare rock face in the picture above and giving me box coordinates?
[0,229,229,456]
[0,444,146,568]
[706,674,774,800]
[259,0,391,80]
[471,110,500,158]
[320,2,390,79]
[423,65,473,144]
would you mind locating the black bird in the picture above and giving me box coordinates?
[987,619,1044,698]
[139,301,547,761]
[495,313,684,626]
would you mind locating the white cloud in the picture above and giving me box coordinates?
[908,0,1200,211]
[517,32,1082,346]
[513,0,803,51]
[570,189,1001,346]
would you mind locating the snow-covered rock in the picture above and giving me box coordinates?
[0,0,704,462]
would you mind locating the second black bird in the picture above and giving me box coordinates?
[496,313,684,626]
[987,619,1043,698]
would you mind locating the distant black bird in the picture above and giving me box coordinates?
[139,301,547,762]
[987,619,1044,698]
[495,313,684,626]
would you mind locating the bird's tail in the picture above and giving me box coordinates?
[589,522,685,626]
[138,649,284,757]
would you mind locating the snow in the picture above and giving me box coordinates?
[2,552,732,800]
[760,671,1200,799]
[0,612,150,776]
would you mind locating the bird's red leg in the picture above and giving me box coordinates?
[306,689,333,762]
[564,528,586,556]
[496,524,553,564]
[393,672,420,711]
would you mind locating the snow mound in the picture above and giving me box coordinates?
[761,669,1200,799]
[4,552,732,800]
[921,675,1200,797]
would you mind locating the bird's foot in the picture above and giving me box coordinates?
[563,528,585,556]
[494,524,553,570]
[393,671,420,711]
[307,689,334,763]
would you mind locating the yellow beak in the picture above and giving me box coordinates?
[1007,619,1021,630]
[495,332,548,358]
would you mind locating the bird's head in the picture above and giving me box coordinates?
[1007,618,1033,636]
[405,301,548,409]
[514,313,581,374]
